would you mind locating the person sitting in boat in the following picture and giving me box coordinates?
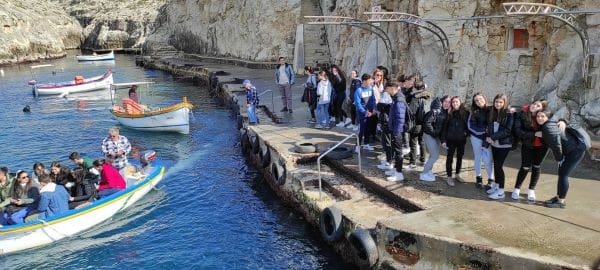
[128,85,139,103]
[102,127,132,176]
[0,167,13,211]
[49,161,75,190]
[31,162,48,185]
[68,168,98,209]
[0,171,40,225]
[69,152,94,171]
[37,175,70,220]
[93,159,126,198]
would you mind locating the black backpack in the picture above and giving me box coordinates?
[408,97,425,125]
[404,103,416,133]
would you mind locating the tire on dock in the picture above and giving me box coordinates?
[348,228,378,268]
[323,145,353,160]
[260,146,271,168]
[320,207,343,242]
[271,160,286,185]
[251,135,260,154]
[294,141,317,154]
[240,129,251,151]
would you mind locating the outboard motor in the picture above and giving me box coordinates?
[140,150,156,168]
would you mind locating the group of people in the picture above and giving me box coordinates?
[292,63,588,209]
[0,127,132,225]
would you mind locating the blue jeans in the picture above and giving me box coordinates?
[247,104,258,124]
[470,136,494,180]
[2,206,36,225]
[316,103,330,126]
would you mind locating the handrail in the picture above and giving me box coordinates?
[257,89,275,114]
[317,133,362,201]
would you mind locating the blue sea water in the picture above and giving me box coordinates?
[0,54,351,269]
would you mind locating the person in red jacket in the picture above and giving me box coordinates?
[93,159,126,198]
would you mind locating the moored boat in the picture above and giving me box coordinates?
[76,51,115,61]
[32,70,113,97]
[110,82,194,134]
[0,160,165,255]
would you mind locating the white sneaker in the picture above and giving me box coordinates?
[387,172,404,182]
[363,144,374,151]
[488,189,505,200]
[486,183,499,194]
[454,173,465,183]
[315,124,323,129]
[336,122,345,127]
[377,163,393,170]
[419,171,435,182]
[401,147,411,156]
[352,125,359,132]
[385,169,396,176]
[511,188,520,200]
[346,124,354,129]
[527,190,536,201]
[344,118,352,125]
[355,146,361,153]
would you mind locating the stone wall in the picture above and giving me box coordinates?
[145,0,301,62]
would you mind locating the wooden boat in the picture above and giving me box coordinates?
[110,82,194,134]
[0,163,165,255]
[32,69,114,97]
[76,51,115,61]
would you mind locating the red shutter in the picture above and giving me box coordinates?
[513,29,529,49]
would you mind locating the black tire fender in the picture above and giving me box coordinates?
[323,145,353,160]
[349,228,378,268]
[294,141,317,154]
[240,129,250,151]
[251,135,260,154]
[271,161,286,185]
[260,147,271,168]
[320,207,343,242]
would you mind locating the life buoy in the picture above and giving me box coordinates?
[320,207,343,242]
[251,135,260,154]
[271,161,286,185]
[349,228,379,268]
[294,141,317,154]
[260,146,271,168]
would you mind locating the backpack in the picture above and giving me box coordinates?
[566,126,592,150]
[404,103,416,133]
[408,97,425,125]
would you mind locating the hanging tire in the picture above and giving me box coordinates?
[271,161,286,185]
[251,135,260,154]
[294,141,317,154]
[260,147,271,168]
[320,207,343,242]
[349,228,379,268]
[324,145,353,160]
[241,129,250,151]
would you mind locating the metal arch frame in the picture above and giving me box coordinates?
[365,12,450,53]
[503,2,590,78]
[304,16,395,66]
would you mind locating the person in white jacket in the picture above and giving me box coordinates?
[315,70,332,129]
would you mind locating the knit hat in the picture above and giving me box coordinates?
[430,97,442,110]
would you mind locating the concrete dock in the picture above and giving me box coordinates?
[139,54,600,270]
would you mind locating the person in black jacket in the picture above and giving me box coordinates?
[331,65,347,126]
[68,168,98,209]
[419,97,446,182]
[49,161,74,188]
[386,82,408,182]
[441,96,469,186]
[486,94,514,200]
[537,111,586,208]
[511,100,548,201]
[348,70,361,130]
[376,82,395,171]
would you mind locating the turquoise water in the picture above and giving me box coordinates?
[0,54,351,269]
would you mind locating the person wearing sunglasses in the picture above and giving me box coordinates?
[1,171,40,225]
[101,127,131,177]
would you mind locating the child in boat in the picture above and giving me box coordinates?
[37,175,70,220]
[0,171,39,225]
[93,159,126,198]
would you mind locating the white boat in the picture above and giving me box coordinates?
[110,82,194,134]
[0,163,165,255]
[76,51,115,61]
[32,70,113,96]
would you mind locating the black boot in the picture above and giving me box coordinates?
[475,176,483,189]
[485,179,494,191]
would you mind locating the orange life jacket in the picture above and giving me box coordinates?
[123,98,142,114]
[74,75,84,84]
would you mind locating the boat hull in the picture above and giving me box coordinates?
[0,165,165,255]
[76,51,115,61]
[113,105,191,134]
[34,71,113,96]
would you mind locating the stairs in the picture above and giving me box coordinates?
[301,0,332,71]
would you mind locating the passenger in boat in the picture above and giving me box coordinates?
[93,159,126,198]
[0,167,13,210]
[128,85,139,103]
[68,169,98,209]
[37,175,70,220]
[0,171,40,225]
[101,127,132,176]
[31,162,48,185]
[49,161,75,189]
[69,152,94,171]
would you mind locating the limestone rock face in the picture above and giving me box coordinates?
[52,0,165,50]
[0,0,82,65]
[145,0,301,61]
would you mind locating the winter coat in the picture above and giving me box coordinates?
[442,110,469,143]
[349,78,361,103]
[71,170,98,203]
[317,80,332,104]
[37,182,70,219]
[98,163,126,191]
[422,98,446,137]
[0,180,13,208]
[354,86,376,115]
[389,93,408,137]
[487,110,514,148]
[6,183,40,213]
[468,107,489,140]
[541,121,585,161]
[275,64,295,85]
[377,92,393,126]
[514,105,544,148]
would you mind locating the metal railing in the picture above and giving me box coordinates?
[317,133,361,201]
[258,89,274,113]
